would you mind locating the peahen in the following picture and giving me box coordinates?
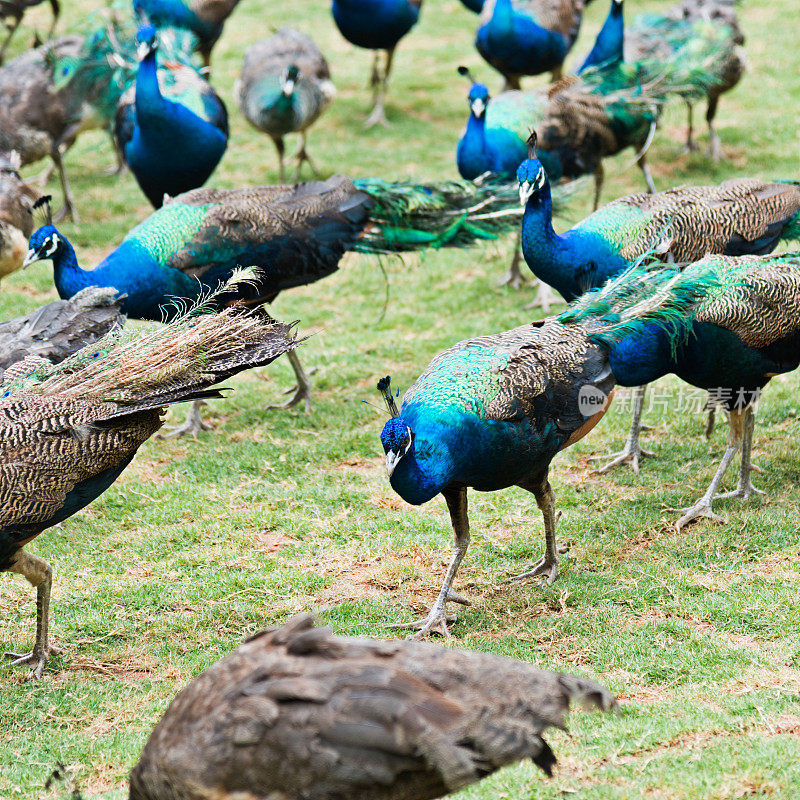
[237,28,336,182]
[22,178,523,432]
[331,0,422,127]
[114,24,228,208]
[0,150,40,281]
[377,265,716,636]
[0,287,124,381]
[475,0,592,90]
[0,290,300,678]
[602,252,800,529]
[0,0,59,65]
[132,0,240,67]
[627,0,745,160]
[517,149,800,469]
[0,35,102,221]
[129,614,616,800]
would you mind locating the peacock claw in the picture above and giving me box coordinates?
[158,401,212,439]
[591,443,655,474]
[716,482,766,502]
[506,544,570,585]
[5,648,48,680]
[522,283,558,313]
[670,500,726,531]
[265,382,311,412]
[364,105,389,128]
[387,610,458,640]
[497,270,527,290]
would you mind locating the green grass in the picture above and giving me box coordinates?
[2,0,800,797]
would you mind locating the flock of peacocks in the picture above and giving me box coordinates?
[0,0,798,797]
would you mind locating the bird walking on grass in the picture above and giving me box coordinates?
[237,28,336,182]
[331,0,422,127]
[129,614,616,800]
[0,288,300,678]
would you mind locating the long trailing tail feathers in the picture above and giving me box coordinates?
[354,178,577,253]
[7,272,302,415]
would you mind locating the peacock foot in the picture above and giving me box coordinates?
[385,589,469,640]
[265,381,311,412]
[364,104,389,128]
[522,283,559,313]
[5,646,49,680]
[716,481,766,502]
[158,402,212,439]
[497,268,527,290]
[506,544,570,586]
[670,498,726,531]
[591,441,655,474]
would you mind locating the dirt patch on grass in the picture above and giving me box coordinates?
[57,649,184,683]
[333,455,384,477]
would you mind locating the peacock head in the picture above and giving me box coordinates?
[136,24,158,61]
[457,66,489,118]
[282,65,300,97]
[23,224,66,269]
[377,376,413,478]
[517,132,548,206]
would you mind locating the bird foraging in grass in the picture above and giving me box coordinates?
[0,285,300,679]
[129,614,616,800]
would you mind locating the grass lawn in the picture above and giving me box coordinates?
[1,0,799,797]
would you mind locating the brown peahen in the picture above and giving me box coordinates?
[129,614,616,800]
[627,0,745,160]
[237,28,336,182]
[0,291,300,678]
[0,150,40,281]
[0,286,124,381]
[0,36,105,221]
[0,0,59,65]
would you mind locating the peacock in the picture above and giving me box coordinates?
[331,0,422,127]
[576,0,623,74]
[517,147,800,469]
[0,287,124,381]
[22,178,524,433]
[475,0,592,90]
[627,0,745,160]
[237,28,336,183]
[114,24,228,208]
[0,35,102,221]
[0,150,40,281]
[0,0,59,65]
[600,252,800,529]
[129,614,616,800]
[377,264,718,636]
[132,0,240,67]
[0,288,299,678]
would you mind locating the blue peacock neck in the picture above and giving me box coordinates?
[578,0,624,73]
[134,48,169,132]
[488,0,515,36]
[389,424,454,507]
[457,110,488,180]
[49,233,97,299]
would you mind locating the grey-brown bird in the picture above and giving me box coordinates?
[0,150,40,280]
[1,296,300,678]
[129,614,616,800]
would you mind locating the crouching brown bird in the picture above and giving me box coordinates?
[129,614,616,800]
[0,287,300,678]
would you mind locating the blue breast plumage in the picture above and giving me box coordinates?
[332,0,421,50]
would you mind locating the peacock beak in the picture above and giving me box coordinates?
[21,247,39,269]
[519,180,534,206]
[385,450,401,478]
[137,41,153,60]
[470,98,486,118]
[282,78,296,97]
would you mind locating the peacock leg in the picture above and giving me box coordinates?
[670,406,747,530]
[498,229,528,289]
[273,137,286,184]
[507,472,568,585]
[705,394,717,438]
[158,399,212,439]
[550,65,563,83]
[105,132,127,176]
[265,349,311,411]
[47,0,60,38]
[387,486,471,639]
[50,148,78,223]
[365,49,391,128]
[293,132,319,180]
[592,385,654,473]
[706,97,722,162]
[592,163,604,211]
[5,550,52,679]
[638,154,656,194]
[716,406,765,502]
[684,101,698,152]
